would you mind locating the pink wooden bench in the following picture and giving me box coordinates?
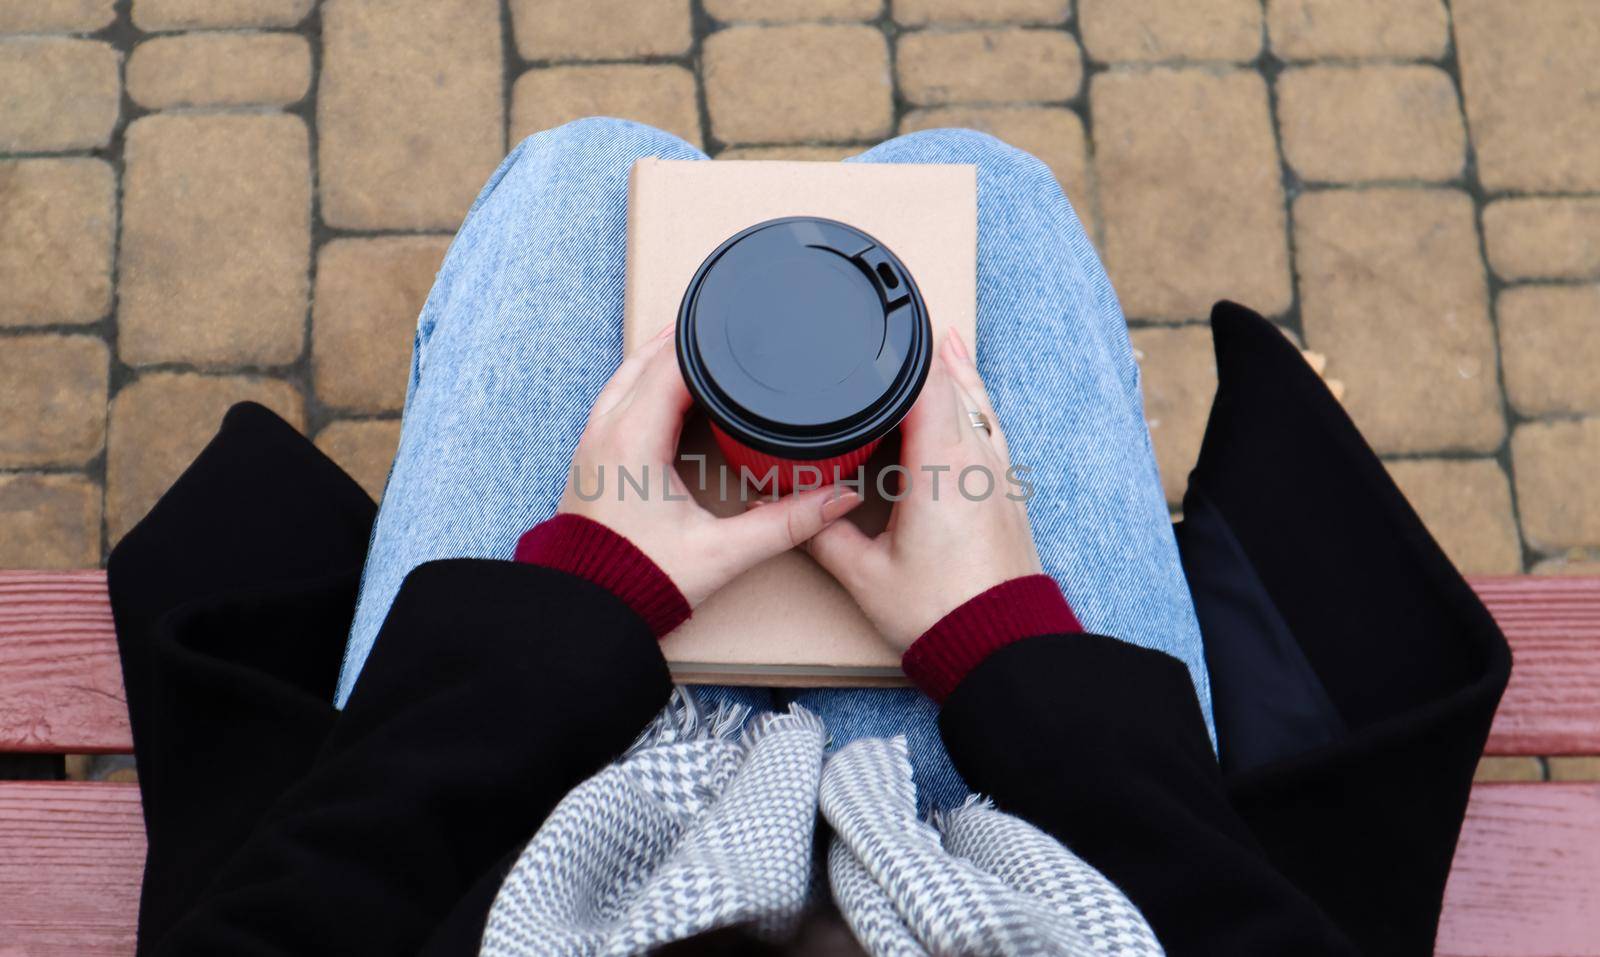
[2,571,1597,956]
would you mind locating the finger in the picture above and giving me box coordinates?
[899,353,964,461]
[616,332,696,458]
[721,485,864,564]
[803,511,881,588]
[942,331,997,425]
[941,332,1010,459]
[591,326,674,418]
[948,370,1009,463]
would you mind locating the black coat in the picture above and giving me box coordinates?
[108,302,1508,956]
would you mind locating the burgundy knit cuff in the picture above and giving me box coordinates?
[902,574,1082,703]
[513,514,690,639]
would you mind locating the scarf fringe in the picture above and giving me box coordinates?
[930,792,998,833]
[634,699,1006,841]
[625,685,749,754]
[627,686,827,757]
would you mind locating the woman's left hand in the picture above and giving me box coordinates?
[557,323,863,607]
[805,331,1042,650]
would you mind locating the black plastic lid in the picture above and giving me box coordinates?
[676,216,932,461]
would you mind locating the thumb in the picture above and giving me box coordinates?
[803,511,879,589]
[720,485,864,565]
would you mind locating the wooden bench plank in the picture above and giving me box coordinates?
[0,780,1592,954]
[0,781,142,956]
[7,571,1599,756]
[0,571,130,754]
[1436,782,1600,957]
[1474,576,1600,755]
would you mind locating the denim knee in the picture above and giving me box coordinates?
[528,115,701,163]
[423,117,703,361]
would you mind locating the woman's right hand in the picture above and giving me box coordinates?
[806,331,1045,651]
[555,322,862,609]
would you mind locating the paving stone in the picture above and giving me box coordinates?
[511,65,700,148]
[1266,0,1448,60]
[0,335,107,469]
[1295,189,1501,454]
[1473,757,1543,782]
[1455,0,1600,192]
[1511,418,1600,553]
[319,0,504,230]
[902,105,1093,235]
[1276,65,1464,183]
[127,32,310,109]
[0,37,118,151]
[1549,757,1600,781]
[892,0,1067,26]
[0,0,114,33]
[1080,0,1260,62]
[1092,68,1290,322]
[1498,285,1600,418]
[511,0,690,60]
[313,236,451,413]
[1130,326,1216,507]
[1531,553,1600,576]
[315,420,401,502]
[63,754,92,781]
[119,113,309,367]
[897,29,1080,106]
[1483,198,1600,282]
[132,0,311,29]
[715,145,858,161]
[107,374,303,542]
[708,0,878,20]
[1385,458,1522,574]
[704,25,890,145]
[83,755,136,782]
[0,158,113,327]
[0,474,100,569]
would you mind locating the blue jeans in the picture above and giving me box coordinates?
[338,118,1213,812]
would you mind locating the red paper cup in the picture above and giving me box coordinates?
[677,217,931,498]
[711,425,884,496]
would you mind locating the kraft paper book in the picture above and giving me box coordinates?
[625,157,977,685]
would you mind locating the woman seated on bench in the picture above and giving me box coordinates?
[108,119,1509,956]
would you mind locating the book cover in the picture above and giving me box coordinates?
[625,158,977,684]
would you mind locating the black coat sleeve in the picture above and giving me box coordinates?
[108,402,674,957]
[938,633,1358,956]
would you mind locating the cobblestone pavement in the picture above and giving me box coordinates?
[2,1,1598,775]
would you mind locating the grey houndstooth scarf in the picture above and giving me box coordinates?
[479,689,1164,957]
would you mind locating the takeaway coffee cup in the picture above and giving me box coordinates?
[676,216,933,495]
